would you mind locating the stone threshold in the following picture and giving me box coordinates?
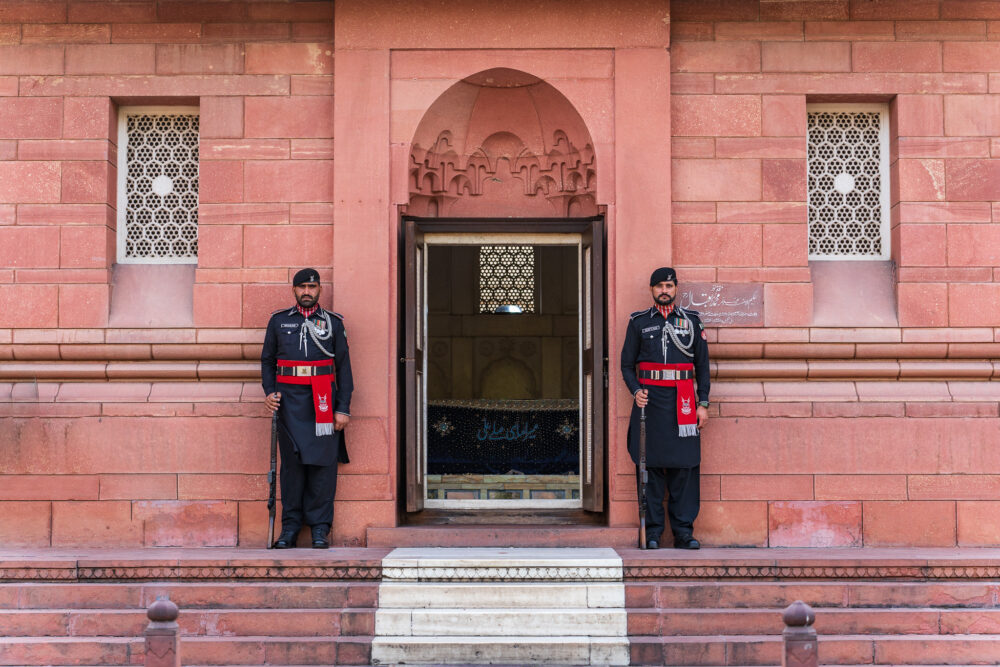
[2,546,999,582]
[366,526,638,548]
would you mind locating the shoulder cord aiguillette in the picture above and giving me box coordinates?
[298,310,336,358]
[661,308,695,359]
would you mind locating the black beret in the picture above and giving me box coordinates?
[649,267,677,286]
[293,268,321,286]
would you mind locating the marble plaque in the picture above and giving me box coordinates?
[678,283,763,326]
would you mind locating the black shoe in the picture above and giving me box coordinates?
[646,539,659,550]
[272,530,298,549]
[674,535,701,550]
[311,527,330,549]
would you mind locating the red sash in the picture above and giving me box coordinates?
[637,362,698,437]
[277,360,336,436]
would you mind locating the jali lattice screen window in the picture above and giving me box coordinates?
[117,107,200,263]
[479,245,536,313]
[807,104,890,260]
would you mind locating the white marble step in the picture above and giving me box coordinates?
[373,548,628,666]
[382,547,623,582]
[369,636,630,665]
[378,581,625,609]
[376,607,628,637]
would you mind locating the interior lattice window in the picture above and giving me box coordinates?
[117,107,200,263]
[478,245,536,313]
[807,104,890,260]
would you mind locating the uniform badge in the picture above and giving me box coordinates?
[701,331,707,340]
[680,397,692,416]
[318,394,329,413]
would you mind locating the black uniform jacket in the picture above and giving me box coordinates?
[621,306,710,469]
[261,306,354,467]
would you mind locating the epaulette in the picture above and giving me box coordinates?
[270,306,294,315]
[630,307,653,320]
[319,307,343,320]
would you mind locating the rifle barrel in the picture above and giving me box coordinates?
[267,410,278,548]
[638,404,647,549]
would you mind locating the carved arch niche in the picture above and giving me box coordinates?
[407,68,598,218]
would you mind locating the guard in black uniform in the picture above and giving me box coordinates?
[621,267,710,549]
[261,268,353,549]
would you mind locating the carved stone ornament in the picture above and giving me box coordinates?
[407,68,598,218]
[382,564,622,582]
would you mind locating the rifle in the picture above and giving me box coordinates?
[638,404,647,550]
[266,410,278,549]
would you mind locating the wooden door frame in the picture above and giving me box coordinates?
[397,214,608,525]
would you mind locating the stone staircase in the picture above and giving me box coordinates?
[0,577,378,666]
[370,547,630,665]
[625,571,1000,666]
[3,547,1000,666]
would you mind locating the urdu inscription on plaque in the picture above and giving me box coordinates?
[678,283,763,327]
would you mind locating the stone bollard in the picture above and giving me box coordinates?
[145,596,180,667]
[782,600,817,667]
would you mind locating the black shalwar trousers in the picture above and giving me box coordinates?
[279,433,338,533]
[637,464,700,543]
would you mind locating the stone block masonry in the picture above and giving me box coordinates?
[1,546,1000,667]
[1,0,999,548]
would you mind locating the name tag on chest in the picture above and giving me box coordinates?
[641,326,660,334]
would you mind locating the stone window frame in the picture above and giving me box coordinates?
[115,105,201,264]
[806,103,891,261]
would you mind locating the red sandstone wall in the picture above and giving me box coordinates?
[669,0,1000,547]
[0,1,380,547]
[1,0,999,548]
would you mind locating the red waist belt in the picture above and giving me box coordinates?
[637,362,698,437]
[277,360,335,436]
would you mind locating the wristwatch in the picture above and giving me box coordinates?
[697,400,710,408]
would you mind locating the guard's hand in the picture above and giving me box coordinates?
[265,392,281,411]
[334,412,350,431]
[634,389,649,408]
[697,405,709,428]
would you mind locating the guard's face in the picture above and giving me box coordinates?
[650,280,677,306]
[293,281,321,308]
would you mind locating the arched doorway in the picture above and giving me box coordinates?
[401,69,605,522]
[406,68,598,218]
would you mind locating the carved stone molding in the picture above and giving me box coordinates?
[10,563,998,583]
[623,565,1000,580]
[409,129,597,218]
[8,562,1000,583]
[0,567,78,581]
[0,564,381,583]
[382,564,622,582]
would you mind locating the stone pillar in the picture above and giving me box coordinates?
[145,596,180,667]
[782,600,817,667]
